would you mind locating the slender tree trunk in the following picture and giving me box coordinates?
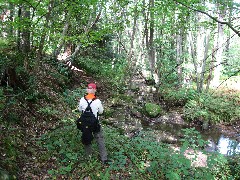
[37,0,54,60]
[225,5,233,53]
[17,6,21,51]
[126,0,138,88]
[53,15,70,57]
[9,3,14,37]
[199,30,210,92]
[148,0,155,78]
[141,0,148,79]
[21,5,31,70]
[176,29,183,86]
[206,47,215,91]
[143,0,149,49]
[211,5,226,88]
[189,32,200,91]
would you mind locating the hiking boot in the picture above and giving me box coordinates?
[102,159,113,165]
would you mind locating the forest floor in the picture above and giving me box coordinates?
[21,67,240,177]
[1,62,239,179]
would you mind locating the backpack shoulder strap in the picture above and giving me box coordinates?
[83,96,96,113]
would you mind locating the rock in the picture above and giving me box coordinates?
[145,103,162,118]
[155,111,186,125]
[202,120,209,130]
[183,148,208,167]
[204,138,218,152]
[131,108,142,118]
[129,83,139,92]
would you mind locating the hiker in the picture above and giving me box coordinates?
[78,83,110,164]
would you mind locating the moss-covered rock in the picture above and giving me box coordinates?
[145,103,162,118]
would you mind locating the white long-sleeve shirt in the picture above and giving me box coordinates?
[78,97,104,119]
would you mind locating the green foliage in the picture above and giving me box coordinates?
[76,57,127,92]
[63,88,85,109]
[103,108,114,119]
[37,122,236,179]
[161,87,197,106]
[223,38,240,77]
[5,112,21,124]
[180,128,208,150]
[145,103,162,118]
[39,124,82,177]
[0,168,16,180]
[228,155,240,179]
[208,154,233,179]
[184,91,240,124]
[0,124,24,175]
[161,86,239,124]
[108,93,134,107]
[37,106,59,116]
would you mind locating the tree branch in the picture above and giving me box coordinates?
[173,0,240,37]
[66,6,103,62]
[210,69,240,95]
[53,16,70,57]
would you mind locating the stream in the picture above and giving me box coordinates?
[143,120,240,156]
[107,105,240,156]
[105,80,240,156]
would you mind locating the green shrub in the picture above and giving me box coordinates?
[76,57,127,92]
[208,153,233,179]
[161,87,197,106]
[184,92,240,124]
[63,88,85,109]
[228,155,240,179]
[37,106,59,116]
[180,128,208,150]
[38,123,236,179]
[0,127,23,175]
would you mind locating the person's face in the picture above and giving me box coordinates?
[87,88,96,94]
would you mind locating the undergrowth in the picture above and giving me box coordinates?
[161,87,240,124]
[37,123,237,179]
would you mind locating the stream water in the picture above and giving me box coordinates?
[141,120,240,156]
[108,105,240,156]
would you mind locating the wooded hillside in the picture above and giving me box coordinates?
[0,0,240,179]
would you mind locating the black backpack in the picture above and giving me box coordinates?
[76,97,100,145]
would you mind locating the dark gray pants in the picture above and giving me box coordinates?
[84,128,108,162]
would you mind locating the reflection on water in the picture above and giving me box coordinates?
[217,135,240,155]
[142,121,240,155]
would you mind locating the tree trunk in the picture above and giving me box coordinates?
[37,0,54,60]
[206,47,216,91]
[9,3,14,37]
[189,32,200,91]
[126,0,138,88]
[176,29,183,86]
[148,0,155,78]
[17,6,21,50]
[199,29,210,92]
[53,16,70,57]
[18,5,31,71]
[211,5,226,88]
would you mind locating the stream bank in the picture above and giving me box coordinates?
[102,81,240,156]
